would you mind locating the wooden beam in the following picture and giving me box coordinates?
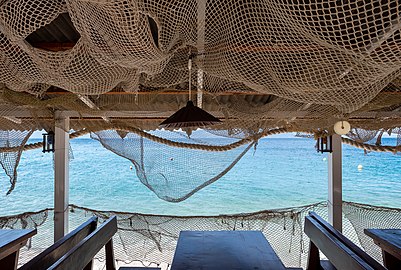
[29,42,77,52]
[46,90,268,96]
[2,107,401,120]
[28,41,324,53]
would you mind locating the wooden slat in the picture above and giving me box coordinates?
[304,212,387,270]
[305,217,372,270]
[306,240,321,270]
[308,212,385,269]
[170,231,286,270]
[28,43,77,52]
[2,250,19,270]
[0,229,37,259]
[0,228,36,270]
[105,239,116,270]
[364,229,401,259]
[46,90,267,96]
[48,216,117,270]
[19,216,98,270]
[27,42,323,53]
[320,260,337,270]
[364,229,401,270]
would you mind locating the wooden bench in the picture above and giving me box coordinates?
[20,216,160,270]
[304,212,387,270]
[19,216,98,270]
[44,216,160,270]
[46,216,117,270]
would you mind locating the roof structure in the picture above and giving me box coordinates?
[1,4,401,265]
[0,0,400,135]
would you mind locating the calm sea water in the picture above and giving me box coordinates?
[1,137,400,216]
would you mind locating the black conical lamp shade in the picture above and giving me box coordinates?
[159,101,221,129]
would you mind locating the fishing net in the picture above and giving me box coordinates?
[0,0,399,133]
[90,129,258,202]
[0,129,80,195]
[0,3,400,267]
[0,130,33,195]
[1,201,400,269]
[343,202,401,263]
[0,126,400,197]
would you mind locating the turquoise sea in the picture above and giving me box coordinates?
[1,136,401,216]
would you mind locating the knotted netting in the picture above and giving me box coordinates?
[343,202,401,263]
[1,201,400,269]
[0,0,399,133]
[0,130,33,194]
[91,128,258,202]
[1,126,401,196]
[0,1,400,268]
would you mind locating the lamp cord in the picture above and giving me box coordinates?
[188,57,192,101]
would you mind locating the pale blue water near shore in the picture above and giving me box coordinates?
[1,136,401,216]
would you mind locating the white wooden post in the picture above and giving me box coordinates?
[328,134,342,232]
[54,114,70,242]
[197,0,205,109]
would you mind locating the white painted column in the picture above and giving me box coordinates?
[196,0,205,109]
[328,134,342,232]
[54,114,70,242]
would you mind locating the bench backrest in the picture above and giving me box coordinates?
[47,216,118,270]
[304,212,386,270]
[19,216,98,270]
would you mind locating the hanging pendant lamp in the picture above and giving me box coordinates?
[159,100,221,128]
[159,56,221,129]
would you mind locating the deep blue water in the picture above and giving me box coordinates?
[1,136,400,216]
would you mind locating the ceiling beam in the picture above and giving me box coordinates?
[28,42,325,53]
[46,90,268,96]
[29,42,77,52]
[2,107,401,120]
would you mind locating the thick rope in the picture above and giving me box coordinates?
[94,126,288,152]
[0,127,287,152]
[341,137,401,153]
[2,128,400,153]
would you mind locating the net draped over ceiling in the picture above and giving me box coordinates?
[0,1,401,195]
[0,0,399,132]
[1,3,401,268]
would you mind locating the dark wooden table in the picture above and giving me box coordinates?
[170,231,286,270]
[0,229,37,270]
[364,229,401,270]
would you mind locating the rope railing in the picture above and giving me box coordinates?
[341,137,401,153]
[0,127,287,152]
[99,125,288,152]
[1,127,401,153]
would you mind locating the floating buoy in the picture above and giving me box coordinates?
[357,164,363,171]
[169,157,174,161]
[129,165,133,170]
